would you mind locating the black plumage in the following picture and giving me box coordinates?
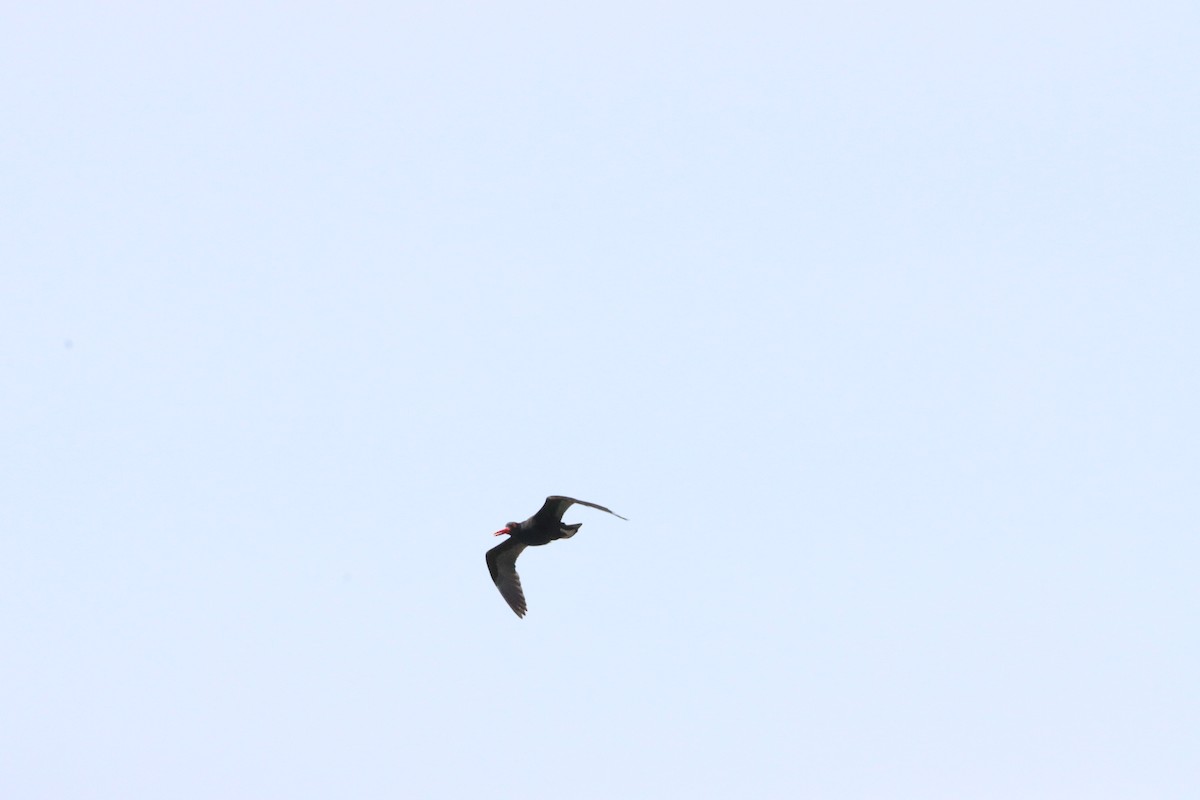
[486,495,627,618]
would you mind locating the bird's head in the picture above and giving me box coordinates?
[493,522,519,537]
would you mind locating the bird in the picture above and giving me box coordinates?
[486,495,628,618]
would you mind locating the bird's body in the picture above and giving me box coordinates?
[486,495,627,618]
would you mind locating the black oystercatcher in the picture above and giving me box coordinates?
[486,495,628,618]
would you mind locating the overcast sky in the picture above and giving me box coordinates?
[3,2,1198,798]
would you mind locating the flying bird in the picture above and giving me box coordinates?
[486,495,628,618]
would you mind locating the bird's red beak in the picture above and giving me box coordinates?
[493,528,511,537]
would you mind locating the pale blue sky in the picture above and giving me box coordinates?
[3,3,1198,798]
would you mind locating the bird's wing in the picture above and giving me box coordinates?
[535,495,629,524]
[486,538,529,618]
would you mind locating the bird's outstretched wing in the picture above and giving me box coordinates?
[534,495,629,525]
[486,537,529,618]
